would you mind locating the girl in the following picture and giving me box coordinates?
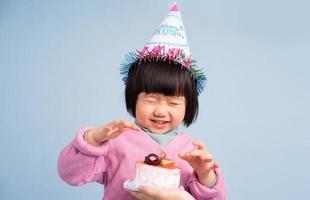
[58,61,226,200]
[58,3,226,200]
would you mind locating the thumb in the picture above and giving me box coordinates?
[138,185,157,196]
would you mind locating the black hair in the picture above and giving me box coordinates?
[125,60,199,127]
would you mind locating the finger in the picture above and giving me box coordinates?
[205,161,216,169]
[118,120,141,131]
[127,190,146,200]
[103,122,119,132]
[105,126,120,135]
[180,150,213,160]
[193,140,207,151]
[193,152,213,162]
[98,125,119,141]
[179,152,195,160]
[103,126,123,140]
[197,154,214,162]
[109,120,120,128]
[178,152,187,159]
[186,150,205,157]
[109,120,123,129]
[106,120,140,135]
[103,124,113,132]
[203,154,214,162]
[178,152,194,163]
[138,185,158,196]
[179,153,214,169]
[213,162,220,169]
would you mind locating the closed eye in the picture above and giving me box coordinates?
[145,97,157,103]
[169,102,181,106]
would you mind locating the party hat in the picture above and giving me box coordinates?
[145,2,190,59]
[121,2,206,94]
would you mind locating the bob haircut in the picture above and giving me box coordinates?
[125,60,199,127]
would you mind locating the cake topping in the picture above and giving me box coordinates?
[144,153,160,165]
[144,152,175,168]
[159,152,166,160]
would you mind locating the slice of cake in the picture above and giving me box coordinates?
[123,153,180,191]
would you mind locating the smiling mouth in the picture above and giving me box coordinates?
[151,120,168,125]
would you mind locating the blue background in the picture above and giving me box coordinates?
[1,0,309,199]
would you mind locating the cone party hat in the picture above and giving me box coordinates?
[121,2,206,94]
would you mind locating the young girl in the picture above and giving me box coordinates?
[58,3,226,200]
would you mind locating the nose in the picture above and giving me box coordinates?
[153,104,167,117]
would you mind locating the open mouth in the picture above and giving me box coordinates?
[151,120,168,125]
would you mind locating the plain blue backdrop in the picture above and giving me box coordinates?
[1,0,309,199]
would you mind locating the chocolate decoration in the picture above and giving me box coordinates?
[159,152,166,160]
[144,153,160,165]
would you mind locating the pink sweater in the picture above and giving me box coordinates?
[58,127,227,200]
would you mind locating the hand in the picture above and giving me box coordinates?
[86,120,141,146]
[179,140,219,186]
[127,186,195,200]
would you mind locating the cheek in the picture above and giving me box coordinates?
[172,107,186,122]
[179,110,186,122]
[180,105,186,121]
[136,104,151,119]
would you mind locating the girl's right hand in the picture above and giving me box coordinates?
[86,120,141,146]
[127,186,195,200]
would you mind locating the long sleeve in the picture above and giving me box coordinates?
[187,168,227,200]
[57,127,109,186]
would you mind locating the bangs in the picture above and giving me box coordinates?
[129,60,192,96]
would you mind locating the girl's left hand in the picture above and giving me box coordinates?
[127,186,195,200]
[179,140,219,186]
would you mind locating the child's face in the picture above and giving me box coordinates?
[135,92,186,134]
